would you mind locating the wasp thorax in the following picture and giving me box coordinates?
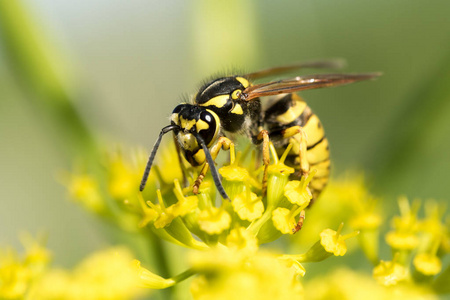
[194,76,251,134]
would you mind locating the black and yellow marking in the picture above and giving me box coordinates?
[140,61,379,204]
[263,93,330,201]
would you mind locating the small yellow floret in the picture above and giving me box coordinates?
[320,224,359,256]
[68,175,104,213]
[108,158,139,200]
[272,207,297,235]
[219,164,250,182]
[413,253,442,276]
[385,231,419,250]
[226,227,258,253]
[283,170,316,208]
[373,259,407,286]
[232,191,264,221]
[198,207,231,235]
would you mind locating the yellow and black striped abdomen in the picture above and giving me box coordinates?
[263,93,330,201]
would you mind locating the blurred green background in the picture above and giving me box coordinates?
[1,0,450,269]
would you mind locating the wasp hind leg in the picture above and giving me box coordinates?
[192,137,233,194]
[270,125,310,233]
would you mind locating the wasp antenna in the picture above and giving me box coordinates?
[193,132,230,201]
[140,124,179,192]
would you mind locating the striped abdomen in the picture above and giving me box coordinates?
[263,93,330,201]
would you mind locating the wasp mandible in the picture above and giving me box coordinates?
[140,60,380,203]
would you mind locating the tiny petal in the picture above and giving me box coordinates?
[170,195,198,217]
[373,259,407,286]
[272,208,296,235]
[278,256,306,277]
[385,231,419,250]
[154,210,176,229]
[226,227,258,253]
[320,229,347,256]
[68,175,104,213]
[413,253,442,276]
[284,179,312,208]
[219,165,249,182]
[319,225,358,257]
[232,191,264,221]
[132,260,175,289]
[198,207,231,235]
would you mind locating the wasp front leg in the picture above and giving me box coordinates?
[192,137,233,194]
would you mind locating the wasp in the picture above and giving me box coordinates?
[140,60,379,204]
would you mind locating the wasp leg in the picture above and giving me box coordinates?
[292,210,306,233]
[270,125,310,233]
[256,130,270,197]
[280,125,310,177]
[192,137,233,194]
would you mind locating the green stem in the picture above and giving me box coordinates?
[172,268,197,284]
[0,0,98,160]
[247,206,274,235]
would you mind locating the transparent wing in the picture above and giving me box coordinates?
[241,73,381,101]
[245,59,346,80]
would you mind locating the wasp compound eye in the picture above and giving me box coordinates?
[197,110,219,148]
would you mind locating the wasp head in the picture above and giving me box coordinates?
[171,104,220,166]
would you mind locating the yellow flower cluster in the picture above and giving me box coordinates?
[60,140,450,299]
[0,234,50,299]
[372,197,449,287]
[30,247,143,300]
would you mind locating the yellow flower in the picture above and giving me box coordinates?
[372,257,408,286]
[277,256,306,277]
[232,190,264,221]
[272,207,300,235]
[190,248,303,300]
[132,260,175,289]
[226,227,258,254]
[171,179,199,217]
[67,175,104,213]
[385,231,419,250]
[0,251,31,299]
[219,164,250,182]
[320,223,359,256]
[304,268,437,300]
[283,169,316,208]
[198,207,231,235]
[385,197,420,251]
[413,253,442,276]
[0,234,50,299]
[350,212,382,230]
[107,154,140,201]
[30,247,144,300]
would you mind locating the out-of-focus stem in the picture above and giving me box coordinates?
[0,0,98,160]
